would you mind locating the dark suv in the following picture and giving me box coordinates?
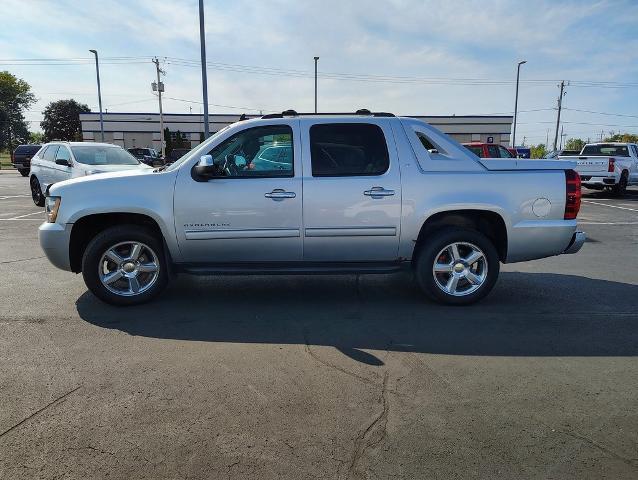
[127,148,164,167]
[12,144,42,176]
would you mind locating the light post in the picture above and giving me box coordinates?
[512,60,526,151]
[314,56,319,113]
[89,49,104,142]
[199,0,210,138]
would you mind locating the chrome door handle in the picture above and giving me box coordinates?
[364,187,395,198]
[265,189,296,200]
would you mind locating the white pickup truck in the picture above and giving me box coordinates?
[39,111,586,306]
[559,142,638,195]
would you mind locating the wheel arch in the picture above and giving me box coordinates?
[413,209,508,263]
[69,212,169,273]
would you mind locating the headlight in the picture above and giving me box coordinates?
[45,196,61,223]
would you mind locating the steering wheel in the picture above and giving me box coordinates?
[223,154,240,176]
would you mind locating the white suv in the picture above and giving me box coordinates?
[29,142,150,206]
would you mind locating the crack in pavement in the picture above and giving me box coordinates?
[347,371,390,480]
[303,329,376,386]
[226,460,241,479]
[0,386,82,440]
[0,255,45,264]
[553,426,638,468]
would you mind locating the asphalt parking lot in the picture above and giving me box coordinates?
[1,169,637,479]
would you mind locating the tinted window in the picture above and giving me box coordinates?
[486,145,500,158]
[581,144,630,157]
[15,145,41,154]
[464,146,483,157]
[56,146,71,162]
[498,146,514,158]
[205,125,293,177]
[71,146,140,165]
[310,123,389,177]
[43,145,59,162]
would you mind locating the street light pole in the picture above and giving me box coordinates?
[89,49,104,142]
[314,56,319,113]
[511,60,526,150]
[199,0,210,138]
[152,58,165,158]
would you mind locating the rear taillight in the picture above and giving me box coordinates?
[565,169,581,220]
[608,158,615,172]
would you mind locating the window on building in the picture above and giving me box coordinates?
[310,123,389,176]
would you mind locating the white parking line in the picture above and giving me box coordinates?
[0,195,30,200]
[579,221,638,225]
[582,200,638,212]
[9,211,43,219]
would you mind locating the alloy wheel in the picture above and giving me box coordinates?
[432,242,488,297]
[98,241,160,297]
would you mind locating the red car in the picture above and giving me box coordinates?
[463,142,518,158]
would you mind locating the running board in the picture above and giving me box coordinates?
[176,261,409,276]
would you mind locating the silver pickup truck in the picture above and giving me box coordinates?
[39,111,585,306]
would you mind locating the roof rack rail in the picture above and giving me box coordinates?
[261,110,395,119]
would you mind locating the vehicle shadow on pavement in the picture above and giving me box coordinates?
[76,272,638,365]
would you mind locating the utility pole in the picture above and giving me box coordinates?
[552,80,566,152]
[199,0,210,138]
[512,60,526,148]
[89,49,104,142]
[522,135,526,147]
[314,56,319,113]
[546,128,550,147]
[560,125,566,150]
[152,57,165,157]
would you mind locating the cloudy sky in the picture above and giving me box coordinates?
[1,0,637,145]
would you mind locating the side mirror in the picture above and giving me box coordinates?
[192,155,218,180]
[55,158,71,167]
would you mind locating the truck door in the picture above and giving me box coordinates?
[300,119,402,262]
[173,120,303,263]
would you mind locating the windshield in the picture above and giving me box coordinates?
[165,126,230,171]
[581,144,629,157]
[71,146,140,165]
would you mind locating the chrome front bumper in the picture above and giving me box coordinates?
[563,231,586,254]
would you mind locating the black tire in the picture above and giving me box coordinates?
[30,176,45,206]
[611,172,628,197]
[82,225,169,306]
[19,169,29,177]
[414,227,500,306]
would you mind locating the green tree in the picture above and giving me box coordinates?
[0,71,36,151]
[604,133,638,143]
[163,127,173,155]
[564,138,585,151]
[40,99,90,142]
[530,143,547,159]
[29,131,44,144]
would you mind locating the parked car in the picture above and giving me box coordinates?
[545,149,580,159]
[11,144,41,176]
[559,142,638,196]
[463,142,518,158]
[165,148,191,164]
[29,142,151,206]
[39,111,585,306]
[127,148,164,167]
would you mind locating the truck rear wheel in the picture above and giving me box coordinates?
[82,225,169,306]
[414,227,500,305]
[611,172,628,197]
[18,168,29,177]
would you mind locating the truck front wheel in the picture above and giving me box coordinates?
[82,225,169,306]
[415,227,500,305]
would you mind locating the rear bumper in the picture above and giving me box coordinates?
[563,231,586,254]
[579,175,617,185]
[38,222,72,271]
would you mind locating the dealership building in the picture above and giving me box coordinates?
[79,112,513,150]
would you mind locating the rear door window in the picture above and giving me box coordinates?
[486,145,500,158]
[465,146,483,157]
[310,123,389,176]
[43,145,59,162]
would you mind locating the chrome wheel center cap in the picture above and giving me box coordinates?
[453,262,465,273]
[122,262,136,273]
